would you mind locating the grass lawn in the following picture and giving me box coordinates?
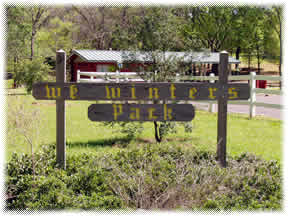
[5,87,282,162]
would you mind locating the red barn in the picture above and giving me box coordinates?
[69,49,241,82]
[69,50,153,82]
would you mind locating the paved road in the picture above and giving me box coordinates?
[192,93,283,120]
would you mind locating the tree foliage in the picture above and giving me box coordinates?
[37,17,77,56]
[182,7,239,52]
[15,57,52,93]
[6,7,31,72]
[6,5,282,69]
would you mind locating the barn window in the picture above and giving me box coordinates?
[97,64,110,72]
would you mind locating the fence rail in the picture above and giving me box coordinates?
[77,70,282,118]
[77,70,153,83]
[181,72,283,118]
[181,74,282,81]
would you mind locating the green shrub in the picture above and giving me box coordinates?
[5,144,282,210]
[14,57,51,93]
[103,121,144,140]
[6,144,122,210]
[15,175,73,209]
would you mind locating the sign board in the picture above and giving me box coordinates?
[88,104,195,121]
[32,82,250,101]
[32,50,250,169]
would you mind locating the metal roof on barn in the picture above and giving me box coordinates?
[71,50,240,64]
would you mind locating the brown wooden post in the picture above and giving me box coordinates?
[228,64,232,76]
[217,51,228,167]
[56,50,66,169]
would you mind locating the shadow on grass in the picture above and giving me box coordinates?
[6,93,27,96]
[67,136,133,149]
[66,136,200,151]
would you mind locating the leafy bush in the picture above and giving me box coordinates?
[14,57,51,93]
[5,144,282,210]
[6,95,43,167]
[6,144,122,210]
[103,121,144,139]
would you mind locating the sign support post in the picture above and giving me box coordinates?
[56,50,66,169]
[217,51,228,167]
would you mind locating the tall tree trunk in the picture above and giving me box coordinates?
[99,7,105,49]
[248,53,251,73]
[279,18,282,89]
[211,47,219,75]
[256,44,261,75]
[154,121,162,143]
[274,6,282,89]
[235,46,241,69]
[13,55,17,74]
[31,31,36,60]
[121,7,127,27]
[13,55,18,88]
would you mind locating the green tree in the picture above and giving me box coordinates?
[37,17,77,56]
[179,7,241,74]
[180,6,277,73]
[111,7,186,51]
[15,57,51,93]
[6,6,31,86]
[110,8,193,142]
[71,6,123,49]
[265,6,282,87]
[181,7,238,52]
[6,6,52,88]
[28,6,51,60]
[238,7,268,73]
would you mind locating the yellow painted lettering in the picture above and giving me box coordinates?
[112,104,123,120]
[46,85,61,99]
[45,85,51,99]
[189,88,197,99]
[54,88,61,98]
[208,88,217,99]
[228,88,238,99]
[129,107,140,120]
[106,86,121,99]
[149,88,159,99]
[70,85,78,99]
[167,108,173,120]
[170,84,176,99]
[164,104,173,120]
[131,86,137,99]
[148,108,157,120]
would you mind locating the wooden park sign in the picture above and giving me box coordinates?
[32,82,249,101]
[32,50,250,168]
[88,104,195,122]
